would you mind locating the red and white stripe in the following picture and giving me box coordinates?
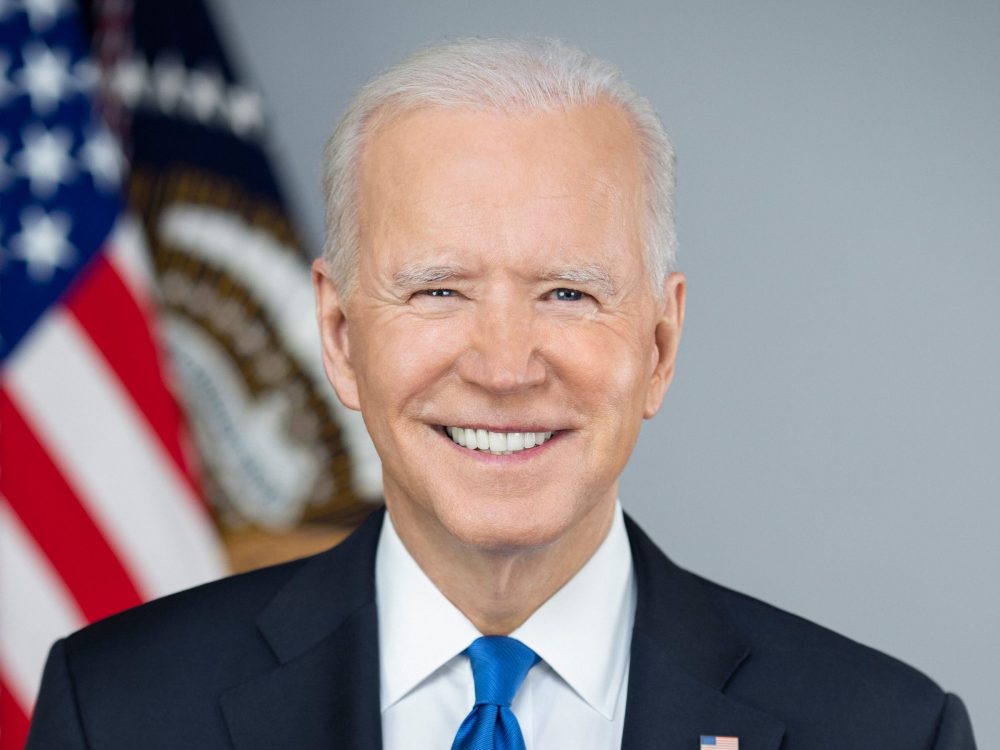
[0,219,226,747]
[701,737,740,750]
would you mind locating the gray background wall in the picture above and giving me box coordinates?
[211,0,998,736]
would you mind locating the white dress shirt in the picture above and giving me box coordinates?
[376,504,636,750]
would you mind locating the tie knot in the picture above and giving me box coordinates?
[466,636,540,707]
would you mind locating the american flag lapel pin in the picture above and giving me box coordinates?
[700,736,739,750]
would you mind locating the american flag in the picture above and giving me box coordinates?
[0,2,225,747]
[701,736,739,749]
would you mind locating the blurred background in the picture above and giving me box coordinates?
[1,0,996,745]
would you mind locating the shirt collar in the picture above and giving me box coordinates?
[375,503,636,718]
[511,505,635,719]
[376,512,481,711]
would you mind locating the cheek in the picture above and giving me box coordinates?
[355,316,464,414]
[553,323,652,406]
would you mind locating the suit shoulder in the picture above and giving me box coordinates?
[67,506,385,658]
[624,517,973,746]
[64,508,383,674]
[61,552,314,701]
[701,574,938,688]
[35,511,385,747]
[626,516,947,705]
[72,554,307,650]
[695,573,955,740]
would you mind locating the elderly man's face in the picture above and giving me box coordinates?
[315,102,684,555]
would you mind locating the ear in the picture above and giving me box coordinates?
[644,272,686,419]
[312,258,361,411]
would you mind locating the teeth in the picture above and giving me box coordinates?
[488,432,505,452]
[446,427,554,455]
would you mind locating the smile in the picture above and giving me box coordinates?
[444,427,555,455]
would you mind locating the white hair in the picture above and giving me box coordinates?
[322,37,677,296]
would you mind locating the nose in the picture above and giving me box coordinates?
[457,298,547,394]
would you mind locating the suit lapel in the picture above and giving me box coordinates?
[220,509,386,750]
[622,517,785,750]
[218,508,785,749]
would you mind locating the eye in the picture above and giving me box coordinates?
[420,288,457,298]
[549,288,585,302]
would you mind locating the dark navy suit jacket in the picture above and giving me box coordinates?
[27,509,976,749]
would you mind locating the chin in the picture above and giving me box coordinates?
[438,493,589,555]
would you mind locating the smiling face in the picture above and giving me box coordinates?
[314,101,685,560]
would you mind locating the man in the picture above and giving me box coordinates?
[28,38,975,749]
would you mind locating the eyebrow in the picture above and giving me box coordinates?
[541,264,618,298]
[391,261,619,297]
[392,264,468,289]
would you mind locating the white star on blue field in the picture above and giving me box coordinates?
[0,0,122,359]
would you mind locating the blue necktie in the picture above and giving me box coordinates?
[451,636,540,750]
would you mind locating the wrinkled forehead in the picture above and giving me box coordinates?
[361,92,642,154]
[355,101,647,248]
[346,104,653,306]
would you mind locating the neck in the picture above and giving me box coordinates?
[386,495,616,635]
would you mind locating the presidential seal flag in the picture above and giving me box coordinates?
[0,2,225,747]
[86,0,382,550]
